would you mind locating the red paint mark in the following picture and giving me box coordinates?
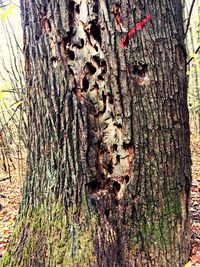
[119,14,151,48]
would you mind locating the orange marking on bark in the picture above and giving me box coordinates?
[119,14,151,48]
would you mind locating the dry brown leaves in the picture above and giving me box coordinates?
[0,159,24,257]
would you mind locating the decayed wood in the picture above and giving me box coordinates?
[1,0,191,266]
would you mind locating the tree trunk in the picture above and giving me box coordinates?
[1,0,191,266]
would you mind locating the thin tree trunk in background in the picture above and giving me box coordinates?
[1,0,191,266]
[185,0,200,133]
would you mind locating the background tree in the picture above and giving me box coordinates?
[0,0,26,231]
[1,0,191,266]
[0,1,26,183]
[184,0,200,133]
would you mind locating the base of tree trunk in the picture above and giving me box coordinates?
[1,199,190,267]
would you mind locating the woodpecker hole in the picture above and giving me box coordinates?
[113,122,122,128]
[67,49,75,60]
[82,76,89,91]
[90,20,102,45]
[75,4,80,14]
[68,1,75,12]
[107,163,113,174]
[92,55,101,66]
[98,75,104,80]
[133,63,148,77]
[123,175,130,183]
[93,3,99,13]
[94,44,99,52]
[113,181,121,195]
[123,142,133,150]
[101,60,107,74]
[116,154,120,163]
[105,209,110,219]
[87,180,101,194]
[85,62,96,74]
[113,144,118,151]
[102,91,107,103]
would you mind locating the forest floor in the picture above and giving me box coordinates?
[0,135,200,266]
[188,133,200,266]
[0,158,24,258]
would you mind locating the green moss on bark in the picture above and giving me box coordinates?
[0,201,97,267]
[130,193,182,255]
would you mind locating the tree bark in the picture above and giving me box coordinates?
[1,0,191,266]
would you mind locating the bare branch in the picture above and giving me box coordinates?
[187,45,200,65]
[184,0,196,37]
[0,0,12,8]
[0,176,11,182]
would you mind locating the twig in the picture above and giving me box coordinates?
[0,176,11,182]
[184,0,196,37]
[0,0,11,8]
[188,92,200,98]
[187,45,200,65]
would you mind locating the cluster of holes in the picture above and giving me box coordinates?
[81,57,107,92]
[86,175,129,197]
[86,179,121,197]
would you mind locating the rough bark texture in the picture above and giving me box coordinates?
[1,0,191,266]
